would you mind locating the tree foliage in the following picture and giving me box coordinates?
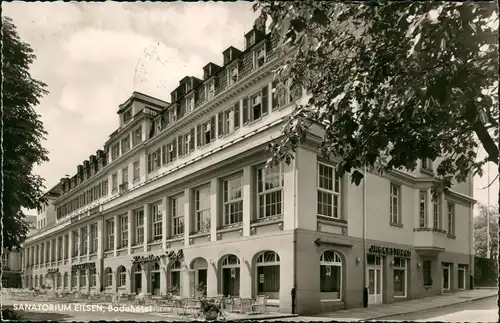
[256,1,498,188]
[474,204,499,259]
[2,17,49,250]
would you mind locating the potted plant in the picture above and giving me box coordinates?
[167,285,179,296]
[195,282,207,297]
[199,297,222,320]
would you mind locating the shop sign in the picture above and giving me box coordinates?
[132,254,162,264]
[71,262,96,272]
[259,274,264,283]
[369,245,411,257]
[47,268,59,274]
[166,249,183,260]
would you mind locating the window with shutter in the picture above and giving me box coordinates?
[178,136,184,157]
[234,102,241,129]
[210,116,216,141]
[190,128,195,152]
[262,85,269,115]
[196,124,202,148]
[218,112,224,137]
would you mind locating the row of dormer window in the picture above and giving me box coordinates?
[57,178,109,220]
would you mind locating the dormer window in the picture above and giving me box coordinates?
[123,109,132,124]
[228,65,238,87]
[255,46,266,69]
[171,108,178,123]
[246,33,255,49]
[155,119,162,133]
[206,81,215,100]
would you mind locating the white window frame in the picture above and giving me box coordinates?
[187,95,195,113]
[224,108,235,135]
[121,166,128,184]
[121,136,130,153]
[203,121,212,145]
[432,194,441,229]
[457,265,466,290]
[223,175,243,225]
[120,214,128,248]
[118,267,126,287]
[257,164,284,219]
[80,269,86,287]
[91,224,98,254]
[132,126,142,147]
[105,268,113,287]
[251,92,263,121]
[106,219,114,251]
[184,132,192,154]
[317,162,341,219]
[123,109,132,124]
[447,202,455,235]
[320,251,342,301]
[111,143,120,160]
[171,195,185,236]
[390,183,401,224]
[393,257,407,298]
[112,173,118,192]
[135,209,144,245]
[194,186,211,233]
[151,203,162,241]
[133,160,140,181]
[419,191,427,228]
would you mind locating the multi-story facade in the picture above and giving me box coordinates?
[20,20,475,315]
[2,214,36,288]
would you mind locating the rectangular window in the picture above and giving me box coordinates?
[132,126,142,147]
[121,166,128,184]
[123,109,132,123]
[317,163,341,218]
[257,164,284,219]
[200,118,216,147]
[422,158,433,171]
[423,260,432,286]
[255,46,266,68]
[90,268,97,287]
[90,224,98,254]
[151,203,162,241]
[272,79,292,110]
[101,180,108,197]
[206,81,215,100]
[82,227,89,255]
[390,183,401,224]
[111,144,120,161]
[79,270,86,287]
[234,101,240,130]
[218,111,224,137]
[184,130,194,154]
[172,195,185,236]
[419,191,427,228]
[167,140,177,163]
[106,220,114,251]
[194,186,211,233]
[135,209,144,245]
[133,160,140,181]
[228,65,238,86]
[112,173,118,192]
[393,258,407,297]
[120,215,128,248]
[242,97,249,125]
[447,202,455,235]
[223,176,243,225]
[432,194,441,229]
[72,231,79,257]
[177,135,184,157]
[147,148,161,173]
[121,136,130,154]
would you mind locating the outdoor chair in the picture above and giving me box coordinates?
[240,298,253,313]
[230,297,242,313]
[251,295,269,313]
[184,298,201,316]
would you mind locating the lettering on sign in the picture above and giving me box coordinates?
[166,249,183,260]
[47,268,59,274]
[368,245,411,257]
[131,254,162,264]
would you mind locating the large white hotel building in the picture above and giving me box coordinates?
[20,21,475,315]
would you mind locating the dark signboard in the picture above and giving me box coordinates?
[71,262,96,272]
[368,245,411,257]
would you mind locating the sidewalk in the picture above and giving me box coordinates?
[317,289,498,321]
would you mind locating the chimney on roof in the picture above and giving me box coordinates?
[254,12,267,33]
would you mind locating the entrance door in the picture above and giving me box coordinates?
[135,273,142,294]
[198,269,207,286]
[367,268,383,305]
[442,264,450,292]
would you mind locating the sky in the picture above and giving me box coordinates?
[4,1,498,215]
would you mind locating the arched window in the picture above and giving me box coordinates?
[134,265,142,273]
[221,255,240,297]
[169,261,182,295]
[104,268,113,287]
[151,262,161,295]
[320,250,342,300]
[256,251,280,298]
[117,266,126,288]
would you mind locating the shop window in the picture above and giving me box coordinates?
[393,257,407,297]
[256,251,280,299]
[458,265,466,290]
[320,250,342,300]
[423,260,432,286]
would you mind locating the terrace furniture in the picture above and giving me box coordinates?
[251,295,269,313]
[184,298,201,316]
[240,298,254,313]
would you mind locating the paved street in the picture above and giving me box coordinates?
[378,296,498,322]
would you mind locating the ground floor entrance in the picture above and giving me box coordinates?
[367,255,383,305]
[442,264,451,292]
